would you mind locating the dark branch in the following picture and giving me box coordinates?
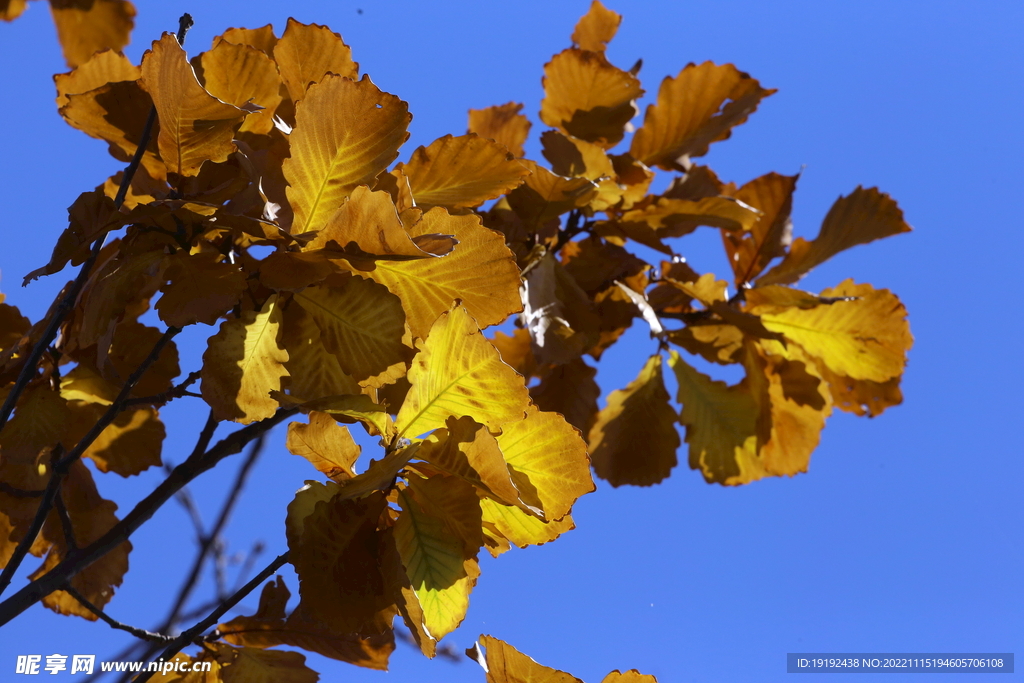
[125,371,202,407]
[133,552,290,683]
[63,584,175,644]
[0,482,44,498]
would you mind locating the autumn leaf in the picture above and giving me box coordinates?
[399,134,530,209]
[64,401,164,477]
[531,357,600,435]
[541,130,614,181]
[471,635,584,683]
[758,187,912,286]
[216,24,278,56]
[286,411,360,481]
[140,34,248,177]
[721,172,798,284]
[199,39,283,135]
[279,300,361,401]
[54,49,139,108]
[284,74,410,233]
[507,161,598,229]
[396,305,530,438]
[631,62,774,170]
[589,354,679,487]
[156,250,247,327]
[468,102,531,158]
[274,18,358,103]
[571,0,621,53]
[201,294,290,424]
[479,497,575,549]
[49,0,135,68]
[541,48,643,148]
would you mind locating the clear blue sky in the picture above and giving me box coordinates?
[1,1,1021,681]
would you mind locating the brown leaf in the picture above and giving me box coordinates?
[488,328,537,378]
[507,161,598,229]
[571,0,621,52]
[531,357,600,435]
[25,190,124,283]
[156,250,246,328]
[274,18,358,103]
[54,48,139,108]
[468,102,531,158]
[589,354,679,486]
[475,635,584,683]
[520,252,600,365]
[666,324,745,365]
[758,187,912,286]
[560,236,647,294]
[1,0,27,21]
[631,62,774,170]
[819,363,903,418]
[213,644,319,683]
[541,48,643,148]
[65,401,164,477]
[216,25,278,56]
[140,34,247,177]
[399,134,530,209]
[199,40,283,135]
[541,130,614,180]
[49,0,135,68]
[721,172,798,284]
[279,300,361,400]
[286,411,360,481]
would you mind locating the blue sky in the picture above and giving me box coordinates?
[1,1,1021,681]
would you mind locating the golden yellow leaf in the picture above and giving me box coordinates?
[531,357,600,435]
[488,328,536,378]
[571,0,621,52]
[216,25,278,56]
[395,475,482,640]
[540,48,643,148]
[156,250,246,328]
[49,0,135,68]
[201,294,290,424]
[668,350,761,485]
[468,102,531,158]
[54,49,139,108]
[65,401,164,477]
[357,210,522,340]
[417,416,523,507]
[199,40,283,135]
[397,305,530,438]
[279,300,361,400]
[399,134,530,209]
[631,62,774,170]
[758,187,912,286]
[274,18,358,103]
[721,172,798,284]
[289,491,395,635]
[497,406,594,519]
[140,34,247,177]
[277,393,394,442]
[284,74,410,233]
[589,354,679,487]
[1,0,27,21]
[479,496,575,549]
[293,276,411,385]
[541,130,614,180]
[602,671,659,683]
[286,411,360,481]
[474,635,584,683]
[507,161,598,229]
[756,280,912,382]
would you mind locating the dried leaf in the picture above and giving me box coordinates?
[571,1,621,52]
[286,412,360,481]
[468,102,530,158]
[49,0,135,68]
[54,49,139,108]
[200,40,283,135]
[274,18,358,103]
[475,635,584,683]
[721,172,798,283]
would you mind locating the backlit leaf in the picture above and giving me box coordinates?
[479,497,575,549]
[531,357,600,435]
[631,62,774,170]
[721,172,798,284]
[54,49,139,108]
[758,187,912,286]
[589,354,679,487]
[507,161,598,229]
[274,18,358,103]
[541,130,614,180]
[399,134,530,209]
[571,1,621,52]
[201,294,290,424]
[284,74,410,232]
[286,411,360,481]
[214,644,319,683]
[49,0,135,68]
[199,39,283,135]
[280,300,361,400]
[474,635,584,683]
[156,250,246,328]
[396,305,530,438]
[65,402,164,477]
[468,102,531,158]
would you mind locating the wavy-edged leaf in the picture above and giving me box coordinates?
[199,39,283,135]
[571,1,621,52]
[286,411,360,481]
[722,172,798,284]
[507,161,598,229]
[473,635,584,683]
[65,402,163,477]
[589,354,679,487]
[467,102,531,158]
[541,130,614,180]
[55,49,139,108]
[531,357,600,435]
[280,300,361,400]
[156,250,246,327]
[49,0,135,68]
[631,62,774,169]
[417,416,523,507]
[274,18,358,103]
[396,305,530,438]
[479,497,574,549]
[284,74,410,233]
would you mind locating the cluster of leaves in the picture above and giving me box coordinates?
[0,1,911,680]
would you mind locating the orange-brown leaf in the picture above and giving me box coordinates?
[286,411,360,481]
[721,172,798,284]
[571,0,621,52]
[49,0,135,68]
[199,40,283,135]
[467,102,531,158]
[274,18,358,103]
[54,49,139,108]
[156,250,246,328]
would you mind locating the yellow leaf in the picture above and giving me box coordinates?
[216,25,278,56]
[395,475,481,641]
[479,496,575,549]
[540,48,643,148]
[571,1,621,52]
[631,62,774,170]
[507,160,598,229]
[497,406,594,519]
[396,305,531,439]
[489,328,537,378]
[49,0,135,68]
[589,354,679,487]
[1,0,27,21]
[293,276,411,384]
[140,34,248,177]
[276,393,394,441]
[602,672,659,683]
[201,295,290,424]
[399,134,530,209]
[284,74,410,233]
[273,18,358,103]
[758,187,912,286]
[818,364,903,417]
[474,635,584,683]
[668,350,761,485]
[55,49,139,108]
[756,280,912,382]
[468,102,531,158]
[357,210,522,340]
[199,40,283,135]
[279,300,361,400]
[666,324,745,365]
[286,411,360,481]
[721,172,798,284]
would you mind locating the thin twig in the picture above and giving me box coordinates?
[53,489,77,551]
[230,541,265,594]
[64,584,175,644]
[0,482,44,498]
[125,371,202,407]
[0,407,298,626]
[132,552,290,683]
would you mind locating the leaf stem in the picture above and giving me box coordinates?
[63,584,175,644]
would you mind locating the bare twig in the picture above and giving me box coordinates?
[125,371,203,407]
[133,552,290,683]
[0,407,298,626]
[53,489,77,551]
[230,541,265,594]
[64,584,175,644]
[0,482,44,498]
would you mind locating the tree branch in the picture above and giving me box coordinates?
[133,551,290,683]
[63,584,175,644]
[125,371,202,407]
[0,408,298,626]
